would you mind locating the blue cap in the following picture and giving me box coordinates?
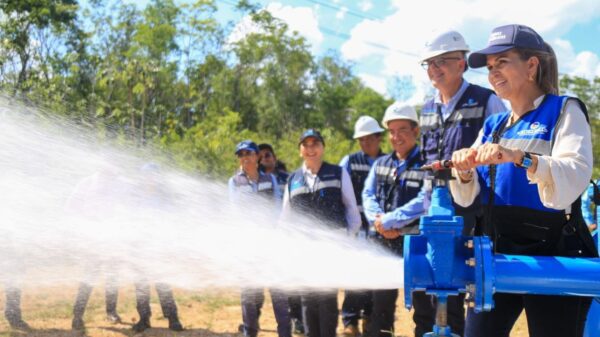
[468,24,547,68]
[298,129,324,146]
[235,140,259,155]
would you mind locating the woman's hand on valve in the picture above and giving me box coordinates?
[451,148,478,171]
[474,143,522,166]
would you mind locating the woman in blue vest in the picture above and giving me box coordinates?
[281,129,361,337]
[228,140,291,337]
[450,24,597,337]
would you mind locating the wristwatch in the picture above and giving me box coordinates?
[516,152,533,169]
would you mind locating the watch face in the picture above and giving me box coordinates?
[522,155,533,169]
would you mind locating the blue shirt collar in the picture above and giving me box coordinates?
[434,79,470,121]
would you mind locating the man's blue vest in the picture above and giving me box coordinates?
[288,162,346,228]
[347,150,384,209]
[420,84,494,163]
[373,149,426,216]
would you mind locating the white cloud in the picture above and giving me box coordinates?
[228,3,323,53]
[336,7,348,20]
[552,39,600,78]
[357,73,387,95]
[342,0,600,98]
[359,1,373,12]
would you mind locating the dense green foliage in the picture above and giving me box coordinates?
[0,0,392,179]
[1,0,598,179]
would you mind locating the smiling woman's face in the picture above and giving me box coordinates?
[486,50,538,102]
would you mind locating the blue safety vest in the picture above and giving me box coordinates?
[368,147,425,249]
[477,94,567,212]
[231,171,276,198]
[347,150,384,209]
[420,84,494,163]
[476,95,596,257]
[288,162,346,228]
[373,148,426,215]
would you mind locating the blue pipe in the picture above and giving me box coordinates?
[405,186,600,336]
[493,254,600,297]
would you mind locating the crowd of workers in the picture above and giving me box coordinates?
[3,24,599,337]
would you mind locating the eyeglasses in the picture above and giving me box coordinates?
[421,57,462,70]
[261,152,273,159]
[237,151,255,158]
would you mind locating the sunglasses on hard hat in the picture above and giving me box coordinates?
[421,57,462,70]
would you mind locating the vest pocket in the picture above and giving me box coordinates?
[490,206,563,256]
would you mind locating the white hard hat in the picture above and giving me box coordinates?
[382,102,418,128]
[420,30,469,62]
[353,116,384,139]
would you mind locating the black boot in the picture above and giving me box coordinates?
[168,317,184,331]
[72,317,85,330]
[132,316,151,332]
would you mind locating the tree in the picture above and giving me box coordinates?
[560,75,600,175]
[0,0,78,91]
[313,54,362,136]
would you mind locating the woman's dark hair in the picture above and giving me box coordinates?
[515,42,559,95]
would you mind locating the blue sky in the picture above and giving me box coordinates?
[120,0,600,102]
[219,0,600,103]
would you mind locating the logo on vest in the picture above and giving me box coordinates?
[517,122,548,137]
[462,98,478,107]
[290,180,303,190]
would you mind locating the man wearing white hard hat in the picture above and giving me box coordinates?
[338,116,385,336]
[418,29,506,337]
[362,103,432,337]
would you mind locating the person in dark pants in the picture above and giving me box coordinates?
[66,168,125,330]
[229,140,291,337]
[362,104,431,337]
[1,238,29,330]
[339,116,385,336]
[418,29,507,337]
[451,24,598,337]
[130,162,183,332]
[281,129,362,337]
[132,282,182,332]
[257,143,304,335]
[71,276,121,329]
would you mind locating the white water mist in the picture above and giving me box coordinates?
[0,96,404,291]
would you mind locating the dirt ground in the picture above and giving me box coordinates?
[0,286,529,337]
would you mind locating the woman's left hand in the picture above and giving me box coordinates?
[475,143,521,166]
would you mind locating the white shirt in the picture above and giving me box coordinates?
[281,163,362,234]
[450,95,593,212]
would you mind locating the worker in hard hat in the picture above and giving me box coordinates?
[419,30,507,337]
[338,116,385,336]
[450,23,597,337]
[362,103,430,337]
[420,29,506,235]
